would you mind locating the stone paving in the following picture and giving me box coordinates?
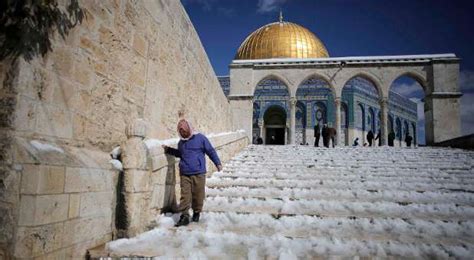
[106,145,474,259]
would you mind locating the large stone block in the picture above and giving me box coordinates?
[62,216,111,246]
[125,192,151,233]
[18,194,68,226]
[64,167,114,193]
[124,169,151,192]
[150,184,165,209]
[35,104,73,139]
[150,166,167,186]
[21,165,65,195]
[14,96,36,131]
[79,191,114,218]
[14,222,64,258]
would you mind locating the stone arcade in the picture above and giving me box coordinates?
[223,17,462,146]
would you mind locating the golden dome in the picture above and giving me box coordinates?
[235,21,329,60]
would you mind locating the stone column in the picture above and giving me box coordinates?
[335,98,341,146]
[258,120,263,140]
[380,98,389,146]
[121,118,150,237]
[289,97,297,144]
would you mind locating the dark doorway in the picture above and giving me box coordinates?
[263,105,287,145]
[265,127,285,145]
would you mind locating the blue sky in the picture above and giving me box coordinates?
[182,0,474,138]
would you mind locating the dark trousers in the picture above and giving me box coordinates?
[368,139,373,146]
[179,174,206,216]
[314,135,320,147]
[323,137,329,148]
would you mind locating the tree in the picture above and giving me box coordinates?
[0,0,84,62]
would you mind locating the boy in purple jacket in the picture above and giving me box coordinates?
[163,119,222,227]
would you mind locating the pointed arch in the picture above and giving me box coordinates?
[253,74,291,96]
[342,71,384,100]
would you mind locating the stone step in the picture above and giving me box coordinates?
[206,176,474,193]
[213,171,474,184]
[204,196,474,221]
[206,186,474,206]
[185,212,474,245]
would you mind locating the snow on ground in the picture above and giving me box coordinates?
[106,145,474,258]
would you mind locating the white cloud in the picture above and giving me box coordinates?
[257,0,287,13]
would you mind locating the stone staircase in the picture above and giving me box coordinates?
[105,145,474,259]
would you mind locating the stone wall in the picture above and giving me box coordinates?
[0,1,242,259]
[120,125,248,238]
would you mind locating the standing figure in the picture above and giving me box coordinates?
[322,124,329,148]
[405,133,413,147]
[374,130,381,146]
[367,130,374,147]
[314,124,321,147]
[388,131,395,147]
[328,127,337,148]
[162,119,223,227]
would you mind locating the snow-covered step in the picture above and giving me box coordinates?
[106,145,474,258]
[106,214,472,259]
[207,176,474,193]
[204,196,474,220]
[206,186,474,206]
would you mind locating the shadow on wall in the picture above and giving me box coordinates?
[163,154,178,213]
[434,134,474,150]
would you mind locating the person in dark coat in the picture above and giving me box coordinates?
[322,124,329,148]
[367,130,374,147]
[314,124,321,147]
[388,131,395,147]
[405,133,413,147]
[374,130,381,146]
[256,136,263,144]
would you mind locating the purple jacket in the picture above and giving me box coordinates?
[165,133,221,175]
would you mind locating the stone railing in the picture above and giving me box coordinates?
[119,119,248,237]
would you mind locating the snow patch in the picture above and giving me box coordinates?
[30,140,64,153]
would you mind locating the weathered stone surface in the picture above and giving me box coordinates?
[121,138,148,170]
[150,185,165,209]
[62,216,111,246]
[21,165,65,195]
[64,167,114,193]
[18,194,69,226]
[79,191,114,218]
[124,169,151,193]
[68,194,80,219]
[14,222,64,258]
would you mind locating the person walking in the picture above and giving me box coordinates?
[162,119,223,227]
[367,130,374,147]
[314,124,321,147]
